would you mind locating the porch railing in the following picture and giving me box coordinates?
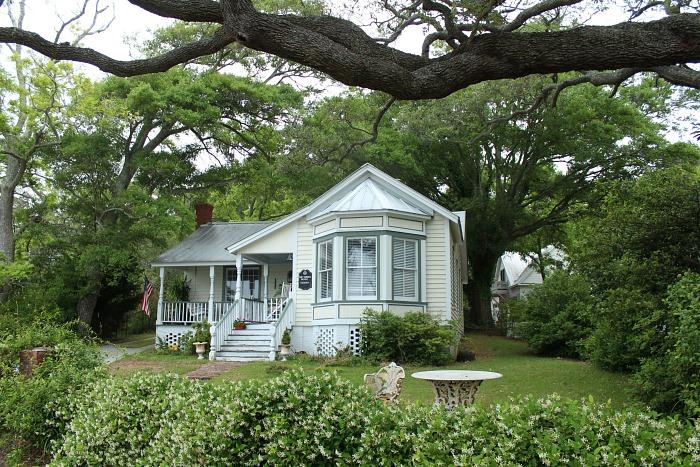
[269,298,294,361]
[162,302,208,324]
[210,299,240,357]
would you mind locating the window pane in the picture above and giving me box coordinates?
[347,268,362,296]
[362,238,376,267]
[347,239,361,267]
[404,240,416,268]
[363,268,377,295]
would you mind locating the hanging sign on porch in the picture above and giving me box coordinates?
[298,269,312,290]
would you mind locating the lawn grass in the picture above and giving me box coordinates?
[109,331,155,348]
[108,348,208,376]
[114,334,634,408]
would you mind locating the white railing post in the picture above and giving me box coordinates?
[156,267,165,325]
[208,266,215,323]
[209,323,217,360]
[235,255,243,300]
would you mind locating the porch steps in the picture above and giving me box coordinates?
[215,323,271,362]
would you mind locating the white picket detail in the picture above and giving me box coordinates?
[269,298,295,361]
[162,302,208,324]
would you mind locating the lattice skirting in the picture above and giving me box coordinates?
[349,327,361,356]
[156,324,194,350]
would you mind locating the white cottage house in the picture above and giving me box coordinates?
[490,246,565,322]
[152,164,468,361]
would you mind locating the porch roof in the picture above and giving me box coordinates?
[152,221,272,266]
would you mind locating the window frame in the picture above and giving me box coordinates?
[392,237,419,301]
[345,236,378,300]
[317,239,334,302]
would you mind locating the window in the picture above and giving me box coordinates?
[224,266,237,301]
[318,240,333,300]
[499,268,506,282]
[346,237,377,298]
[240,267,261,300]
[393,238,418,300]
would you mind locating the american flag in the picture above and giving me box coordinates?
[141,276,154,316]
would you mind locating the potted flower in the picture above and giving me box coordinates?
[279,328,291,361]
[193,342,207,359]
[233,319,247,330]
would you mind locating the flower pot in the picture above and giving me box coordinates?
[233,322,246,330]
[279,343,291,361]
[193,342,207,360]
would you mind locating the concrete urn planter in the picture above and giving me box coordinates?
[193,342,208,360]
[279,344,291,361]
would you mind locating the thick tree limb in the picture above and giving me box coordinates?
[1,2,700,99]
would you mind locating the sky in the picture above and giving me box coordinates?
[0,1,693,143]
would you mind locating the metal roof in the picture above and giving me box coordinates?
[315,177,429,217]
[152,222,272,265]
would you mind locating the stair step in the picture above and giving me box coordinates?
[220,345,270,352]
[226,329,270,336]
[216,350,270,358]
[225,334,271,341]
[215,355,269,362]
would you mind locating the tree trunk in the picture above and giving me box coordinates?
[464,252,501,327]
[0,185,15,262]
[76,269,103,327]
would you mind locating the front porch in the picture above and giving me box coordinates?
[153,252,295,361]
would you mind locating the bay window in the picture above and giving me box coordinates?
[346,237,377,299]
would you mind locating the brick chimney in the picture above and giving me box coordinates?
[195,203,214,228]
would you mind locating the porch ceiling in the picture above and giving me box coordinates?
[245,253,293,264]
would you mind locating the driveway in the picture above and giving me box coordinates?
[100,343,152,363]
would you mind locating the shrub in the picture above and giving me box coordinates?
[178,320,211,355]
[0,329,104,450]
[51,370,700,465]
[514,271,594,358]
[588,287,658,372]
[359,309,458,365]
[635,272,700,417]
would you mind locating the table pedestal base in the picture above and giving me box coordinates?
[430,380,482,408]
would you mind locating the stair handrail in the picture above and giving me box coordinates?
[268,298,294,361]
[209,299,240,360]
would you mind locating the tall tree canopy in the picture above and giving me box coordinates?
[1,1,700,98]
[278,77,698,324]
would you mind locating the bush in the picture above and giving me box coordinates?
[514,271,594,359]
[178,320,211,355]
[635,272,700,417]
[0,323,104,450]
[359,310,458,365]
[588,287,658,372]
[51,370,700,465]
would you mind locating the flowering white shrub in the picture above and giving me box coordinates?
[50,371,700,466]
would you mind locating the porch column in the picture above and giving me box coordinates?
[156,266,165,325]
[208,265,215,323]
[235,254,243,299]
[263,263,269,302]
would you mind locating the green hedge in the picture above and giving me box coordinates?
[359,310,458,365]
[51,370,700,466]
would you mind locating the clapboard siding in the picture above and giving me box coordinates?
[183,266,223,302]
[295,220,314,325]
[425,215,447,318]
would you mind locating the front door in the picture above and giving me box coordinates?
[223,266,261,301]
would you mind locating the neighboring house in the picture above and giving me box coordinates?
[152,164,468,361]
[490,246,565,322]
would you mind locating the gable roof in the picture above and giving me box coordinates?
[226,163,461,253]
[152,222,272,266]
